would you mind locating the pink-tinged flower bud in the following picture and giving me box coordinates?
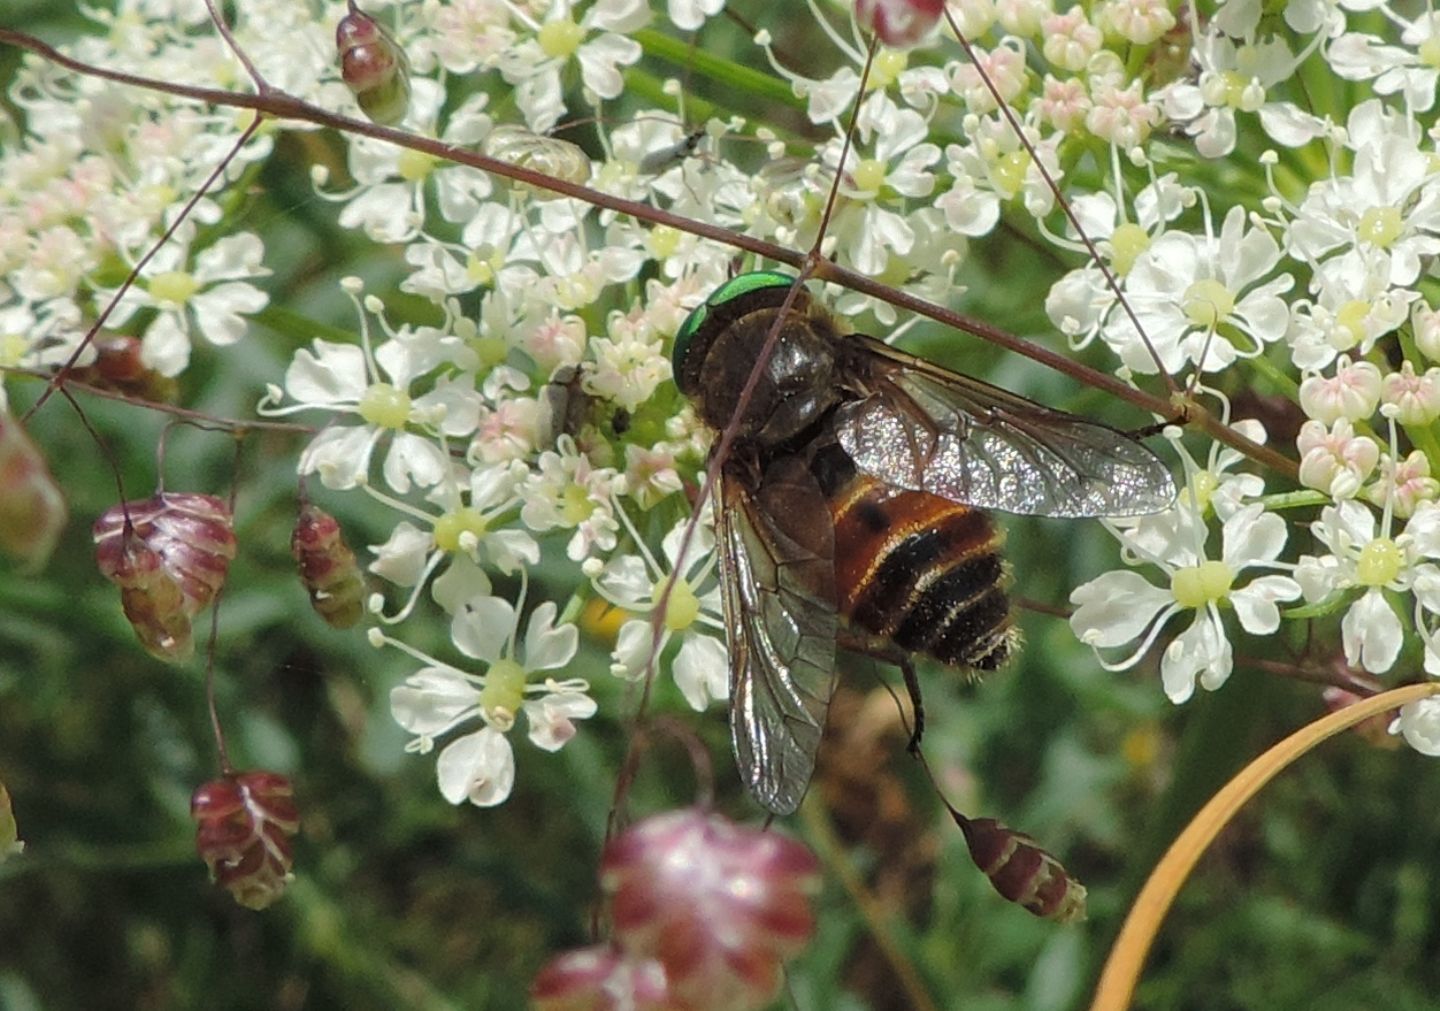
[1299,357,1382,424]
[191,771,299,910]
[1037,75,1092,134]
[600,809,820,1011]
[954,814,1087,922]
[1381,361,1440,427]
[1041,7,1103,73]
[94,493,237,661]
[1100,0,1177,45]
[336,7,411,126]
[855,0,944,47]
[1365,450,1439,519]
[292,504,365,628]
[949,41,1028,114]
[1296,419,1380,500]
[0,411,67,572]
[0,782,22,862]
[1085,80,1160,148]
[996,0,1048,37]
[530,946,674,1011]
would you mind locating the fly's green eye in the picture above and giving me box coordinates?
[672,270,796,376]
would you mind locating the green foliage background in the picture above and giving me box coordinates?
[3,4,1440,1010]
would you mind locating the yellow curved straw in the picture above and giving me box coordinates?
[1090,681,1440,1011]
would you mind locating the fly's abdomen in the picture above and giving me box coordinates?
[828,472,1016,672]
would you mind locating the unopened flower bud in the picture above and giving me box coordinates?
[1414,304,1440,363]
[1296,419,1380,500]
[1042,7,1103,73]
[951,0,998,38]
[0,410,67,572]
[1298,357,1381,424]
[190,771,299,910]
[336,7,411,126]
[1365,450,1439,519]
[855,0,944,47]
[600,809,820,1010]
[996,0,1050,37]
[1380,361,1440,426]
[1100,0,1176,44]
[292,504,365,628]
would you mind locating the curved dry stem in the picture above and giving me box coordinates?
[1090,681,1440,1011]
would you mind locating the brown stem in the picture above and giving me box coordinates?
[8,368,315,435]
[0,27,1266,459]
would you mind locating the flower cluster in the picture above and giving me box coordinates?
[6,0,1440,816]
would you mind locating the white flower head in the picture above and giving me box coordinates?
[596,514,728,711]
[1072,500,1300,703]
[388,593,591,807]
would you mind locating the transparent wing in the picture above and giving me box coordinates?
[716,459,838,816]
[834,334,1175,518]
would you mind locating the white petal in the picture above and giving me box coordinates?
[1160,608,1233,703]
[390,666,479,737]
[436,727,515,806]
[302,425,377,487]
[598,554,653,607]
[577,35,641,99]
[193,232,267,282]
[673,633,729,711]
[285,340,368,404]
[382,431,448,494]
[369,520,434,587]
[432,554,493,614]
[451,595,516,664]
[524,601,579,671]
[612,619,662,679]
[1222,506,1287,567]
[139,313,192,378]
[1395,697,1440,756]
[1069,569,1174,648]
[524,691,597,751]
[1231,575,1302,634]
[1341,588,1403,674]
[191,282,267,346]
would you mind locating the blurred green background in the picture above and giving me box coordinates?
[4,4,1440,1010]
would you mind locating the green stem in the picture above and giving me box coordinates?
[634,28,803,110]
[1246,349,1301,400]
[254,305,359,345]
[1259,489,1327,511]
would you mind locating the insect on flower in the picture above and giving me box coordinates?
[673,271,1177,814]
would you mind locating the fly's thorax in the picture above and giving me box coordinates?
[692,310,841,444]
[672,271,850,446]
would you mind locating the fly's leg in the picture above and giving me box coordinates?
[837,633,926,754]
